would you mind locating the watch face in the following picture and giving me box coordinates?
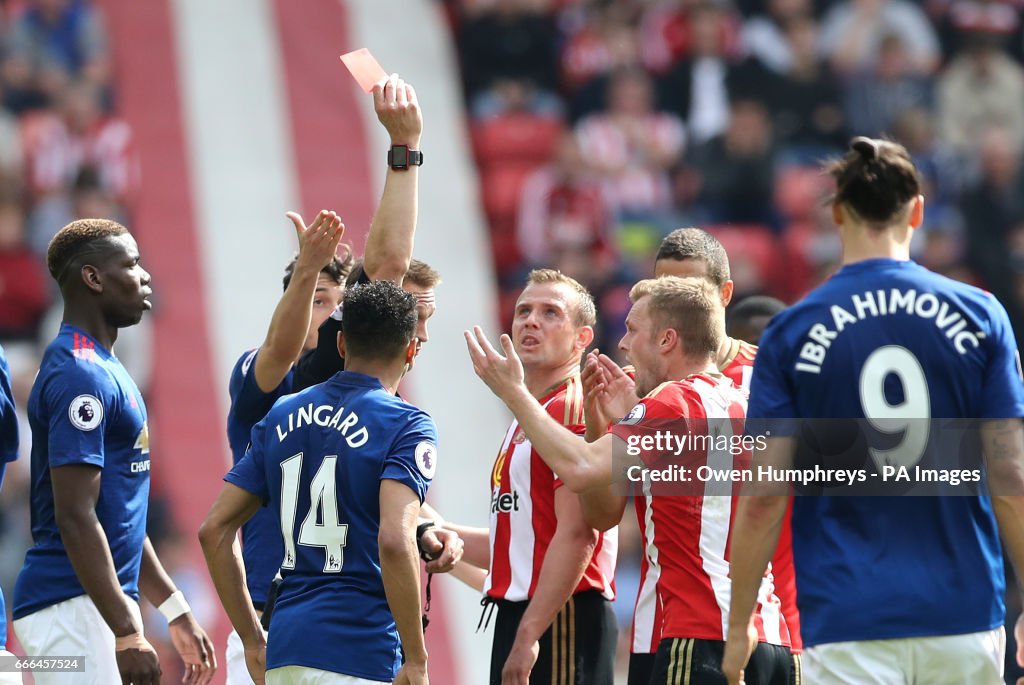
[391,146,409,168]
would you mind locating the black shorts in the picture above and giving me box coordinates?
[629,651,656,685]
[651,638,791,685]
[791,652,802,685]
[488,589,617,685]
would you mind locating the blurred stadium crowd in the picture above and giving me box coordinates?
[443,0,1024,358]
[1,0,1024,680]
[441,1,1024,676]
[0,0,209,678]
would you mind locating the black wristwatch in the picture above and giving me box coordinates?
[388,144,424,170]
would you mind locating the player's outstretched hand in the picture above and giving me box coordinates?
[581,350,613,433]
[373,73,422,147]
[594,353,638,419]
[115,636,161,685]
[465,326,526,401]
[393,661,429,685]
[721,620,758,685]
[168,613,217,685]
[243,641,267,685]
[287,210,346,273]
[501,639,539,685]
[421,527,465,574]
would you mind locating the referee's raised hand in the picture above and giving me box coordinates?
[373,73,422,148]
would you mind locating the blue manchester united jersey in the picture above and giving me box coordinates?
[226,348,294,605]
[748,259,1024,647]
[0,345,19,646]
[227,371,437,681]
[14,324,151,619]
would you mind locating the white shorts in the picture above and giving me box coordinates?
[266,666,390,685]
[803,627,1005,685]
[0,651,24,685]
[227,627,271,685]
[12,594,143,685]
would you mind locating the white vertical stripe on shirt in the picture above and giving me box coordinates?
[693,378,737,639]
[505,438,535,601]
[634,477,662,652]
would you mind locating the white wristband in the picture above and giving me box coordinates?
[158,590,191,623]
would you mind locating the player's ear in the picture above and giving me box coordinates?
[576,325,595,351]
[721,280,734,307]
[80,264,103,294]
[660,327,679,354]
[909,195,924,229]
[404,338,418,370]
[832,202,844,227]
[336,331,346,359]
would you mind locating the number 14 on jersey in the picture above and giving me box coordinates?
[280,453,349,573]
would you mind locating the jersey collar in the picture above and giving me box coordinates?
[60,322,115,360]
[718,337,741,371]
[836,258,919,277]
[332,370,386,391]
[537,372,580,403]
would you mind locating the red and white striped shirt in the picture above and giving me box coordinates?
[21,111,139,202]
[616,369,791,647]
[573,112,685,214]
[484,375,617,602]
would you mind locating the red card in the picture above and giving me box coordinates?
[340,48,388,92]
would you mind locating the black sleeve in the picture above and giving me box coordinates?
[291,270,370,392]
[291,316,345,392]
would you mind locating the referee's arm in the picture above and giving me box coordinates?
[363,76,422,284]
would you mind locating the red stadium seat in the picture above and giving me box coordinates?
[3,1,27,20]
[704,224,787,299]
[488,216,524,279]
[781,220,848,298]
[497,286,522,328]
[775,165,832,221]
[779,221,819,300]
[471,114,564,170]
[481,163,538,223]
